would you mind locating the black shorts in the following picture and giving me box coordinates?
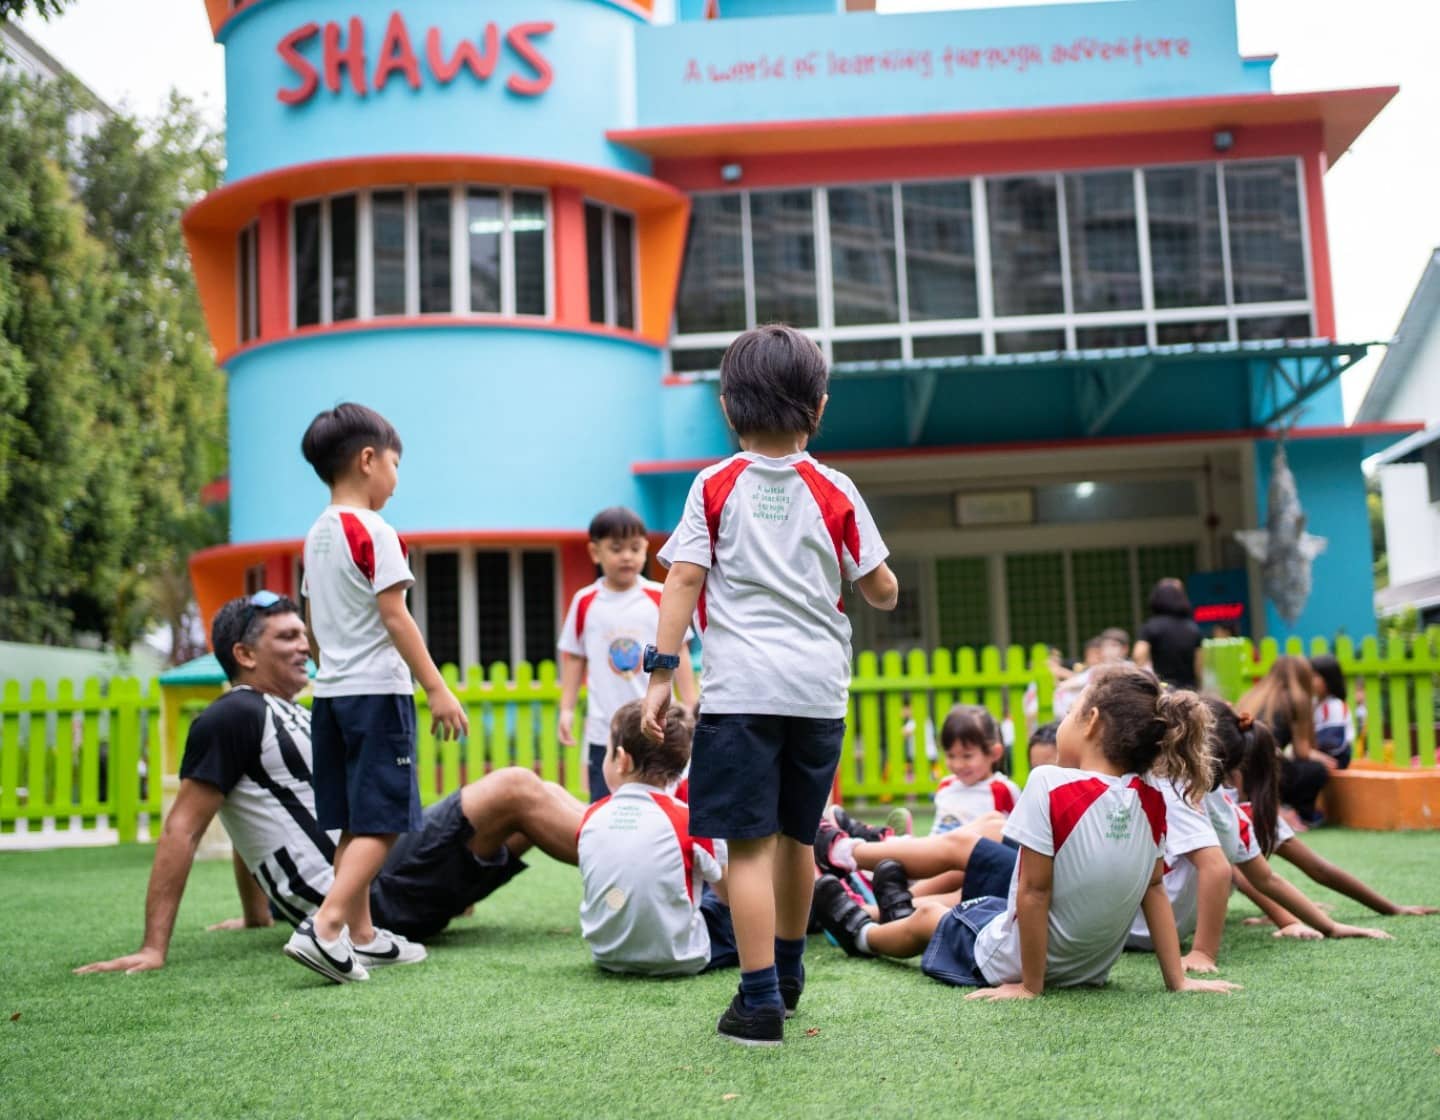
[688,713,845,843]
[961,838,1019,902]
[700,884,738,972]
[311,693,422,834]
[921,895,1008,988]
[369,791,528,941]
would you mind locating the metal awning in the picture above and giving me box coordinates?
[674,338,1377,442]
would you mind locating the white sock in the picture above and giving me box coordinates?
[856,923,874,956]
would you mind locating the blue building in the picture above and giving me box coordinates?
[187,0,1414,667]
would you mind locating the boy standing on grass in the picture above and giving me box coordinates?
[558,507,699,802]
[285,403,469,983]
[642,325,898,1046]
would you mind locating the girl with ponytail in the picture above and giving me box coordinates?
[810,666,1240,999]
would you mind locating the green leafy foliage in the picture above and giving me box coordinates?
[0,1,72,20]
[0,74,225,651]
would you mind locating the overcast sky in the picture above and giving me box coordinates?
[17,0,1438,417]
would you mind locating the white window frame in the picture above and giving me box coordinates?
[669,155,1315,370]
[288,185,554,329]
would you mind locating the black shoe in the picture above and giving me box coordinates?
[871,859,916,924]
[717,991,784,1047]
[830,805,890,843]
[779,974,803,1019]
[813,820,851,877]
[814,875,873,957]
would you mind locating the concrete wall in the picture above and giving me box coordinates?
[1380,461,1440,586]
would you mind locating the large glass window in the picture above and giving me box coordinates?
[295,185,550,326]
[669,158,1313,368]
[424,552,461,670]
[902,180,977,321]
[1225,160,1306,304]
[236,221,258,343]
[987,177,1064,317]
[585,202,638,330]
[750,190,818,327]
[828,185,898,326]
[1064,171,1141,312]
[1146,166,1224,308]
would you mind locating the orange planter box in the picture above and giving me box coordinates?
[1321,763,1440,830]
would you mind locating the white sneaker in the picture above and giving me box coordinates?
[283,918,369,983]
[353,927,427,967]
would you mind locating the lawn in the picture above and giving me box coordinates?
[4,824,1439,1120]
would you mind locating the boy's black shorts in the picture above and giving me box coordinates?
[369,791,528,941]
[311,693,423,834]
[960,837,1020,901]
[687,713,844,843]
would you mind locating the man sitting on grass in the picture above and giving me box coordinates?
[76,592,585,975]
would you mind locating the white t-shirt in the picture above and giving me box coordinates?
[1127,779,1221,949]
[558,579,675,747]
[1240,799,1296,847]
[931,773,1021,835]
[1205,787,1262,866]
[973,766,1167,988]
[1313,697,1355,761]
[657,451,888,719]
[577,783,727,976]
[302,505,414,697]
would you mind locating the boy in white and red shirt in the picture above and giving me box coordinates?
[558,507,698,803]
[930,705,1022,835]
[642,325,899,1046]
[578,701,736,975]
[284,403,468,985]
[811,666,1241,1000]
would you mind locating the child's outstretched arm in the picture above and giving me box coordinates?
[641,561,705,741]
[1181,846,1232,972]
[1143,859,1242,994]
[966,846,1052,1001]
[378,585,469,740]
[1277,838,1438,917]
[1237,855,1393,940]
[1233,866,1312,935]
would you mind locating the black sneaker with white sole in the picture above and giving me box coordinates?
[779,975,803,1019]
[829,805,891,844]
[814,875,874,958]
[283,918,369,984]
[716,991,784,1047]
[871,858,916,924]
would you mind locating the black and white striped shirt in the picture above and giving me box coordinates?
[179,687,335,924]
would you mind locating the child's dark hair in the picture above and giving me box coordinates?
[1203,696,1280,854]
[1078,666,1213,806]
[719,324,829,437]
[212,593,301,683]
[589,506,647,541]
[1147,578,1193,619]
[610,700,693,786]
[1029,720,1059,749]
[1310,654,1347,702]
[301,402,403,486]
[940,704,1000,754]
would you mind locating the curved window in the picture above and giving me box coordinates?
[286,185,550,331]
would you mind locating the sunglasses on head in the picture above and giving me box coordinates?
[239,589,284,635]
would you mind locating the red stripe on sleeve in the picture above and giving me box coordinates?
[702,458,752,563]
[574,587,600,641]
[1130,778,1168,847]
[1048,777,1110,853]
[793,461,860,609]
[649,792,697,903]
[338,511,376,584]
[576,794,611,844]
[991,780,1017,814]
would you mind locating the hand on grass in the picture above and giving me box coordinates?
[73,947,165,975]
[1328,923,1392,940]
[206,916,272,932]
[1273,922,1323,940]
[641,674,672,743]
[965,983,1038,1002]
[428,686,469,741]
[1392,905,1439,916]
[557,708,576,747]
[1180,951,1218,974]
[1178,977,1242,994]
[1242,916,1274,927]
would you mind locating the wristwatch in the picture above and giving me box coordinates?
[643,645,681,673]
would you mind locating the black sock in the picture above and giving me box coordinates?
[774,936,806,986]
[739,966,783,1010]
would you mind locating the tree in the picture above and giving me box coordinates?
[0,2,73,20]
[0,73,226,653]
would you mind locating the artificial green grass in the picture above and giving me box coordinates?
[5,826,1440,1120]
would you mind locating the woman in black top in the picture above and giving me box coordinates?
[1134,578,1203,690]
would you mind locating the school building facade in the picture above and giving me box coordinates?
[186,0,1415,669]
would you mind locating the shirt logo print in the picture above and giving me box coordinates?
[751,483,792,524]
[1105,805,1135,840]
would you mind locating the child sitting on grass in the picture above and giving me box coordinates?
[813,666,1241,1000]
[931,705,1020,834]
[578,701,736,976]
[1310,654,1356,771]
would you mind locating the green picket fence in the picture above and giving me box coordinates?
[0,677,163,841]
[1204,632,1440,767]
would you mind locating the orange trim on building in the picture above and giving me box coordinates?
[1302,150,1337,340]
[611,86,1397,165]
[182,153,689,349]
[551,186,591,325]
[205,0,655,39]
